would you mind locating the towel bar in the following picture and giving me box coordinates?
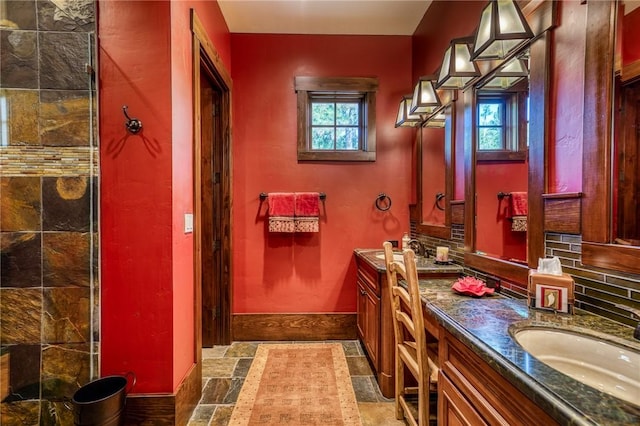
[497,191,512,200]
[260,192,326,200]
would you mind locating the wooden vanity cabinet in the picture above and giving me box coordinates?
[439,329,559,426]
[355,254,400,397]
[355,254,459,398]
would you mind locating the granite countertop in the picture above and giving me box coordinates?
[354,248,464,275]
[418,279,640,425]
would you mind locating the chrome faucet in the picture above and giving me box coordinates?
[615,304,640,340]
[407,239,428,258]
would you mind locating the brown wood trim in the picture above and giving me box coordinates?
[582,242,640,275]
[124,361,200,425]
[522,0,558,37]
[541,192,583,199]
[294,76,379,92]
[416,223,451,239]
[192,9,233,346]
[296,150,376,162]
[464,253,529,285]
[450,201,464,224]
[621,59,640,84]
[409,204,419,223]
[232,314,357,341]
[191,12,232,90]
[527,32,550,267]
[582,0,615,244]
[544,197,581,234]
[175,362,202,426]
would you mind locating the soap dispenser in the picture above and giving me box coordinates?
[402,233,410,249]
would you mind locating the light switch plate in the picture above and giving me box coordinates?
[184,213,193,233]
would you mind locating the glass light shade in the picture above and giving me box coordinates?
[482,57,528,89]
[410,76,441,114]
[425,112,446,128]
[436,38,480,89]
[471,0,534,61]
[395,95,422,127]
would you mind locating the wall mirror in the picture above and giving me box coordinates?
[464,0,555,284]
[417,91,457,239]
[582,0,640,274]
[473,54,529,265]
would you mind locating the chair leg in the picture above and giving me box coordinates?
[395,350,405,420]
[418,379,428,426]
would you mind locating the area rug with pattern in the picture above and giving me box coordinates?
[228,343,362,425]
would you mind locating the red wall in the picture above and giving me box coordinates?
[412,1,486,201]
[421,128,446,224]
[99,0,230,393]
[623,6,640,65]
[475,162,528,261]
[230,34,412,314]
[548,0,586,193]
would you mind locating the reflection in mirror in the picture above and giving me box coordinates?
[473,54,529,264]
[614,1,640,246]
[421,106,451,226]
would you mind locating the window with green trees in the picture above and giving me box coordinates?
[476,91,528,161]
[295,76,378,161]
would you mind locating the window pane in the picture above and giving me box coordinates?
[478,103,502,126]
[336,127,359,150]
[311,127,334,150]
[311,103,335,125]
[478,128,503,150]
[336,103,359,125]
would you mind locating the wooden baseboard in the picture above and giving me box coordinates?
[124,361,201,426]
[232,313,357,341]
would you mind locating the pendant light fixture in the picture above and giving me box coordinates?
[482,57,529,89]
[395,94,422,127]
[471,0,533,61]
[409,76,441,115]
[425,111,446,128]
[435,38,480,89]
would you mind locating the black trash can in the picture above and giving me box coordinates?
[71,375,133,426]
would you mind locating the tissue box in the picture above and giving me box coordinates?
[528,271,575,314]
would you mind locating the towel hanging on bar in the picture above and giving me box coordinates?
[268,193,295,233]
[294,192,320,232]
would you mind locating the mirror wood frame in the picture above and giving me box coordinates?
[582,0,640,275]
[464,0,556,285]
[416,92,457,239]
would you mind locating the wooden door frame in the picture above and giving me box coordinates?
[192,9,233,362]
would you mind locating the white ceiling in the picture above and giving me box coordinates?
[217,0,433,35]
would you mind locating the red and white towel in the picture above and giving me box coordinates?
[509,192,528,232]
[268,192,320,233]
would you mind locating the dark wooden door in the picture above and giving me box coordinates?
[200,70,224,347]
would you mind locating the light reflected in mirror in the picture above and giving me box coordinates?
[614,1,640,246]
[473,50,529,264]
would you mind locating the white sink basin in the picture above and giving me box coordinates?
[375,253,404,261]
[513,328,640,406]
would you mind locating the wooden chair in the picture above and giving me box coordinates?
[383,241,437,426]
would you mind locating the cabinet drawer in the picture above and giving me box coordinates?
[439,371,488,426]
[441,330,558,426]
[356,261,380,296]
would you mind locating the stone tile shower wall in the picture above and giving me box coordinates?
[0,1,98,424]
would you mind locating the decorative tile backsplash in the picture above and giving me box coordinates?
[411,222,640,329]
[0,1,98,424]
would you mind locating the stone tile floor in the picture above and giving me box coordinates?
[187,340,406,426]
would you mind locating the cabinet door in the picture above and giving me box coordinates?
[439,372,488,426]
[363,286,380,367]
[356,280,367,341]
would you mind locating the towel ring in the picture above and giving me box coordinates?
[375,193,392,211]
[435,193,445,211]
